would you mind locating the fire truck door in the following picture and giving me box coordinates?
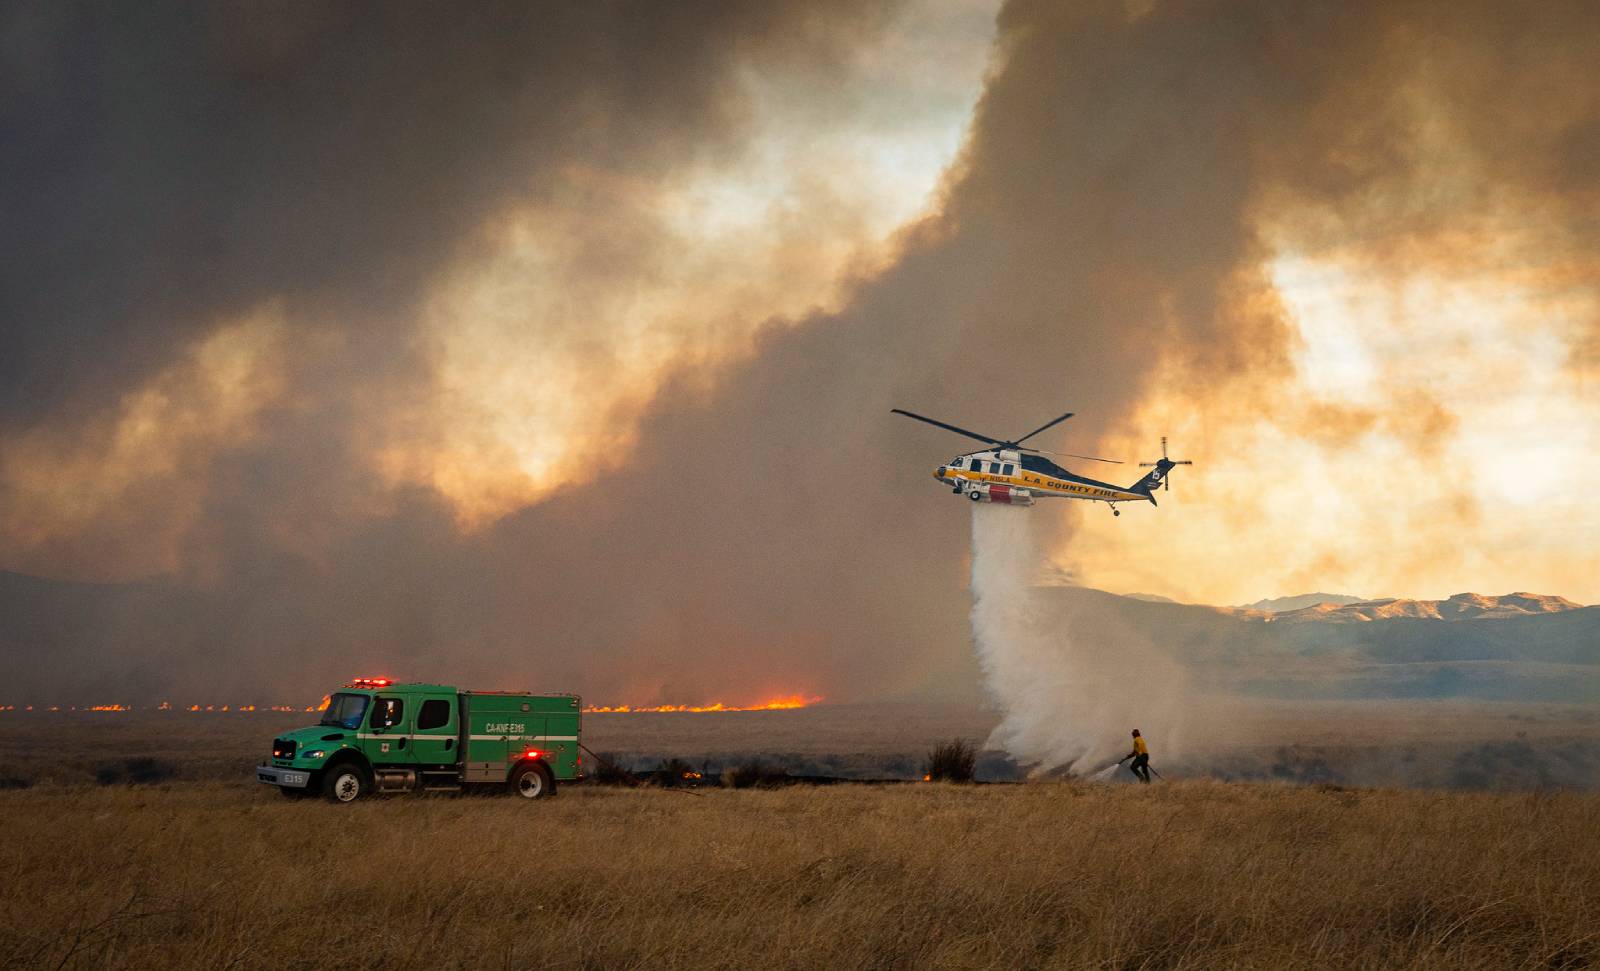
[410,694,459,766]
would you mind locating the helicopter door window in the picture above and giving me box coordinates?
[1002,464,1014,475]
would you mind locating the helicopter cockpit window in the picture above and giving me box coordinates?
[952,457,966,468]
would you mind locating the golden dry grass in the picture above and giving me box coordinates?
[1,780,1596,970]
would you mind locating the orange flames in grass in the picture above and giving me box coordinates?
[2,701,321,713]
[583,695,821,714]
[2,694,820,714]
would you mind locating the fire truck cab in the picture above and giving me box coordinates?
[257,678,582,803]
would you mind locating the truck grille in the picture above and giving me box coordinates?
[272,738,296,759]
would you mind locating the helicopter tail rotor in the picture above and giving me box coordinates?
[1133,437,1193,494]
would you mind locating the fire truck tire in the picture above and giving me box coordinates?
[322,764,367,804]
[511,762,554,800]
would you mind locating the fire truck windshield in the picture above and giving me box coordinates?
[319,692,370,730]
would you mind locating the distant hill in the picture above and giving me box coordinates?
[1055,586,1600,702]
[1245,592,1586,625]
[1123,592,1179,604]
[1239,593,1366,612]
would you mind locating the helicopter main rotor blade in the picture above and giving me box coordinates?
[891,409,1008,447]
[1031,448,1123,465]
[1013,410,1075,445]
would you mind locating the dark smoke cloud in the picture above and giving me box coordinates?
[0,0,893,420]
[5,0,1600,705]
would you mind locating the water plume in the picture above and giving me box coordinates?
[970,504,1191,776]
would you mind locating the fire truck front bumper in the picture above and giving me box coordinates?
[257,764,312,788]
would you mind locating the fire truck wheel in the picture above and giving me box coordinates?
[511,762,554,800]
[322,764,367,804]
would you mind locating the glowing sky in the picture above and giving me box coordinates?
[1068,238,1600,604]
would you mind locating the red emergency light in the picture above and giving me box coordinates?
[348,676,393,688]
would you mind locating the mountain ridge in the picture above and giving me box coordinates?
[1230,592,1585,625]
[1238,593,1366,613]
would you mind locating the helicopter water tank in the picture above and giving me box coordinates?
[968,482,1034,506]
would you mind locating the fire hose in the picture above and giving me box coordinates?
[1111,756,1164,781]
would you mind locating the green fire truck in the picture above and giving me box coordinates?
[257,678,583,802]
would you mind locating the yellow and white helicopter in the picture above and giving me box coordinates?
[892,408,1191,516]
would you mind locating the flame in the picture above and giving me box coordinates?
[584,695,821,714]
[6,694,819,715]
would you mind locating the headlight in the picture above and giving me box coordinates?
[301,749,326,760]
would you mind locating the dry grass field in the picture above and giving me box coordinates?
[1,781,1597,970]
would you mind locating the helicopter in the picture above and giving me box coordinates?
[891,407,1191,516]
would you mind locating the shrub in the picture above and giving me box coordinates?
[923,738,977,783]
[588,751,639,786]
[654,757,703,787]
[722,759,783,789]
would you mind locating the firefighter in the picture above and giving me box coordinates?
[1121,729,1151,783]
